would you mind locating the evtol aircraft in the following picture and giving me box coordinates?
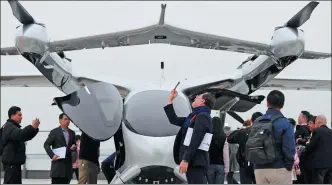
[1,0,331,184]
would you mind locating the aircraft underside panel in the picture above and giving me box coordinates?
[129,166,183,184]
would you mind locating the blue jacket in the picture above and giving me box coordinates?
[254,108,295,171]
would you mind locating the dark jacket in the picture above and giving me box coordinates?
[254,108,295,171]
[1,119,39,165]
[303,125,332,170]
[227,127,251,168]
[44,126,76,178]
[295,125,311,140]
[164,104,212,168]
[79,132,100,165]
[209,117,227,166]
[209,134,227,165]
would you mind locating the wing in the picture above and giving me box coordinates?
[180,77,330,112]
[1,24,271,57]
[0,3,272,57]
[260,78,331,91]
[0,74,130,98]
[299,51,332,59]
[1,47,18,55]
[181,77,331,96]
[2,3,330,59]
[51,23,272,55]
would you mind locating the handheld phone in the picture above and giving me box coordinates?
[174,81,180,90]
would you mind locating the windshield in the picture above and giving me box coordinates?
[124,90,191,137]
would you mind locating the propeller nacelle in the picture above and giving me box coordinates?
[270,27,305,59]
[268,1,319,59]
[14,24,49,56]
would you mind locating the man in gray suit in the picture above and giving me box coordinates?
[44,113,76,184]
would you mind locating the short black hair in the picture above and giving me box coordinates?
[202,93,216,109]
[301,111,311,121]
[309,115,316,123]
[59,113,67,120]
[251,112,263,122]
[267,90,285,109]
[75,135,81,141]
[288,118,296,126]
[8,106,21,118]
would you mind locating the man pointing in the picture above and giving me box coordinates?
[164,89,216,184]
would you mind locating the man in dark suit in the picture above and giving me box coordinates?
[164,89,216,184]
[44,113,76,184]
[303,115,332,184]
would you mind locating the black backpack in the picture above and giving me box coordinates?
[0,124,6,156]
[245,115,284,165]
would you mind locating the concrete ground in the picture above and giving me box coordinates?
[0,178,108,184]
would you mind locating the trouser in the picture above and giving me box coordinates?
[207,164,225,184]
[78,159,99,184]
[310,168,332,184]
[101,162,116,184]
[51,177,71,184]
[73,168,79,180]
[254,168,292,184]
[3,165,22,184]
[297,166,310,183]
[240,166,256,184]
[186,166,207,184]
[227,172,239,184]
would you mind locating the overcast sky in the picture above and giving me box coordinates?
[1,1,331,132]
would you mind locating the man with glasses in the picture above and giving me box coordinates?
[164,89,216,184]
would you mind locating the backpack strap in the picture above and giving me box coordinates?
[271,115,286,135]
[254,116,265,123]
[271,115,284,123]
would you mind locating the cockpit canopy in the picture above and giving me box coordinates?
[124,90,191,137]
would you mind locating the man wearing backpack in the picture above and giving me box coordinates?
[246,90,295,184]
[1,106,40,184]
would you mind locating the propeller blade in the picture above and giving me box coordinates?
[284,1,319,28]
[227,111,244,124]
[57,51,65,59]
[8,0,35,25]
[56,51,72,62]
